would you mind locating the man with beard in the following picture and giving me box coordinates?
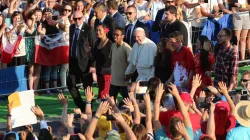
[210,28,239,91]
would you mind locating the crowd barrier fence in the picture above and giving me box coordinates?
[0,12,250,96]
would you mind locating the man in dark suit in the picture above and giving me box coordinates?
[152,0,188,35]
[125,5,149,47]
[94,2,116,42]
[107,0,126,29]
[67,11,96,112]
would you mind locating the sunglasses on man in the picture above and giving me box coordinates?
[73,17,82,21]
[242,79,250,82]
[126,12,134,15]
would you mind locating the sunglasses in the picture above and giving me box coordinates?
[73,17,82,21]
[64,9,72,12]
[242,79,250,82]
[126,12,134,15]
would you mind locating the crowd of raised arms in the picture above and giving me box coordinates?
[0,0,250,139]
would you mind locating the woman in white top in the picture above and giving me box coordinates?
[128,0,151,20]
[148,0,165,21]
[5,11,26,67]
[58,4,72,90]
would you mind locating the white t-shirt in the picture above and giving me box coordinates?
[128,0,149,20]
[150,1,165,21]
[6,25,26,57]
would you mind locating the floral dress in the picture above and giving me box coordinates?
[25,24,37,63]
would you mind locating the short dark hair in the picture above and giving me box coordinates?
[165,5,177,16]
[221,28,232,39]
[107,0,118,10]
[169,117,183,138]
[127,5,137,12]
[115,27,125,35]
[93,2,107,11]
[168,31,183,43]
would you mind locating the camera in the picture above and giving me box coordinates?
[106,114,115,121]
[139,81,148,87]
[199,102,211,109]
[74,114,81,119]
[229,89,248,96]
[136,93,145,101]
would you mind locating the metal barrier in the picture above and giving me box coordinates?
[0,13,250,96]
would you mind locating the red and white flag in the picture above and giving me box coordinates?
[35,33,69,66]
[1,28,25,64]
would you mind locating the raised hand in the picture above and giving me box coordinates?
[143,92,151,105]
[123,98,134,112]
[168,83,179,97]
[73,108,81,114]
[105,95,116,107]
[96,101,110,117]
[175,122,189,137]
[155,83,165,101]
[112,112,125,123]
[58,93,68,105]
[218,82,228,95]
[85,86,95,102]
[192,74,202,89]
[31,106,44,119]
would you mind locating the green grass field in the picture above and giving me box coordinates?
[0,66,249,123]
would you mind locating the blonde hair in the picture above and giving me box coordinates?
[176,5,183,21]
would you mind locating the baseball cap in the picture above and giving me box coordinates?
[180,92,193,104]
[42,8,53,14]
[104,130,121,140]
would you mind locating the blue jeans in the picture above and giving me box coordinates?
[43,66,58,82]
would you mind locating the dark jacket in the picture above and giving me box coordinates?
[94,15,116,42]
[69,23,97,72]
[112,11,126,29]
[152,9,188,33]
[124,20,149,47]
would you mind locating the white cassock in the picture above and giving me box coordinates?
[125,37,157,81]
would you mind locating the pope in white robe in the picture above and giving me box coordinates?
[125,27,157,81]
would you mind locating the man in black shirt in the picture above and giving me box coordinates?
[161,6,188,46]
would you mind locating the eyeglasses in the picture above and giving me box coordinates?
[73,17,82,21]
[242,79,250,82]
[64,9,72,12]
[126,12,134,15]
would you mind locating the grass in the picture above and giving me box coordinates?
[0,66,249,123]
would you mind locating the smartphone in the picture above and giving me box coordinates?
[139,81,148,87]
[101,98,107,102]
[52,16,58,20]
[106,115,115,121]
[203,87,210,93]
[138,87,147,94]
[199,102,211,109]
[242,90,249,95]
[136,93,145,100]
[70,134,80,140]
[74,114,81,119]
[5,18,11,26]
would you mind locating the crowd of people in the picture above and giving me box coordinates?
[0,0,250,139]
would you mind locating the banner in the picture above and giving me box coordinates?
[1,28,25,64]
[35,33,69,66]
[8,90,37,128]
[0,65,27,95]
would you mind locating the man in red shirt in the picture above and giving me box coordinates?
[167,31,195,92]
